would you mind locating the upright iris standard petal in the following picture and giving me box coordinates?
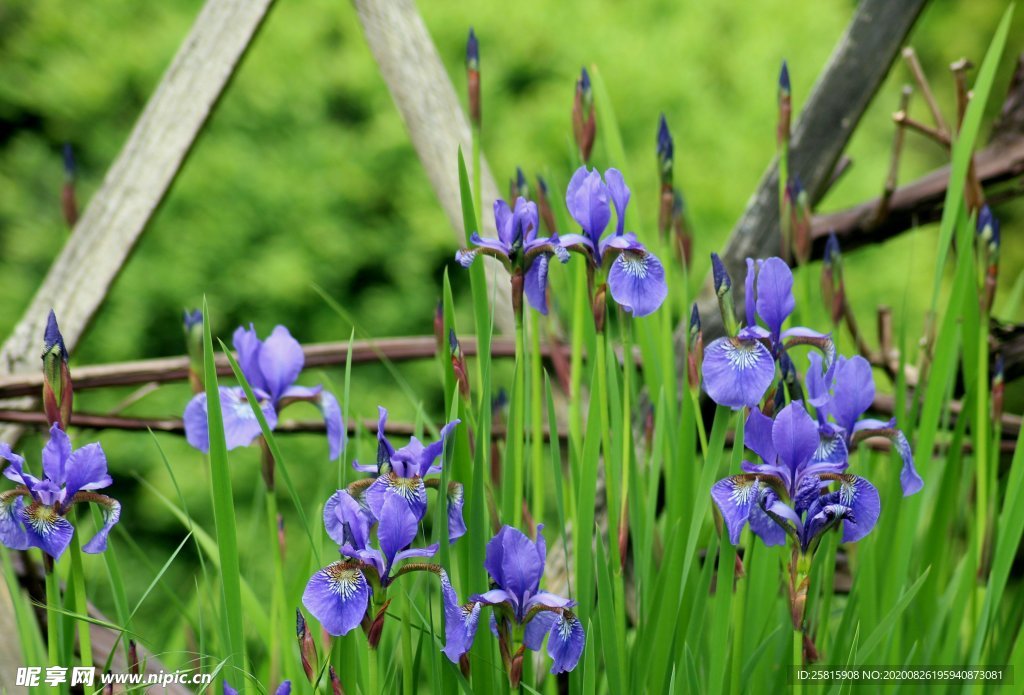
[377,495,421,575]
[63,442,112,500]
[324,489,372,549]
[604,168,630,234]
[744,409,777,464]
[701,337,775,409]
[826,356,875,433]
[494,199,515,248]
[565,167,611,246]
[302,561,370,636]
[41,425,71,485]
[547,611,585,674]
[711,476,760,544]
[607,249,668,317]
[400,419,460,477]
[771,402,819,477]
[496,526,546,612]
[258,326,306,402]
[754,257,796,340]
[805,352,831,409]
[440,570,480,662]
[232,325,267,394]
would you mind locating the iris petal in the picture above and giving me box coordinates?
[548,611,585,674]
[22,502,74,560]
[0,493,28,551]
[771,402,820,477]
[440,570,480,662]
[754,257,796,341]
[302,562,370,636]
[524,254,551,314]
[80,494,121,554]
[63,443,112,499]
[258,326,305,403]
[711,476,760,545]
[835,475,881,543]
[701,337,775,409]
[41,424,71,486]
[606,248,668,317]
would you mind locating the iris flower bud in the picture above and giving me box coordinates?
[42,310,72,431]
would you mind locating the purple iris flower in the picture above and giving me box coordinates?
[560,166,668,317]
[304,493,438,636]
[440,525,585,676]
[806,353,923,496]
[224,682,290,695]
[352,407,464,541]
[183,324,344,460]
[0,424,120,560]
[712,402,880,553]
[702,256,834,409]
[456,196,569,314]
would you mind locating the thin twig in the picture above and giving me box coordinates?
[0,337,603,399]
[0,409,557,442]
[894,111,951,147]
[902,46,949,137]
[876,86,913,223]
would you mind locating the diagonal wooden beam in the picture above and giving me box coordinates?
[352,0,515,333]
[689,0,929,344]
[0,0,276,446]
[0,0,276,684]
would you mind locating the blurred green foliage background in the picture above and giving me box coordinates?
[0,0,1021,644]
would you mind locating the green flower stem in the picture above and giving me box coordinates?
[44,559,69,695]
[792,626,803,695]
[568,264,588,450]
[975,305,989,572]
[529,311,545,525]
[508,318,527,528]
[264,488,286,685]
[67,512,92,669]
[594,330,620,566]
[618,319,633,562]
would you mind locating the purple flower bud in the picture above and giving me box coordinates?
[536,175,548,196]
[778,60,791,94]
[448,328,460,355]
[657,114,674,183]
[689,302,701,339]
[182,309,203,333]
[711,253,731,296]
[823,233,841,266]
[42,310,72,430]
[579,67,591,98]
[977,204,1000,251]
[466,28,481,127]
[62,144,76,180]
[466,28,479,70]
[43,310,67,361]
